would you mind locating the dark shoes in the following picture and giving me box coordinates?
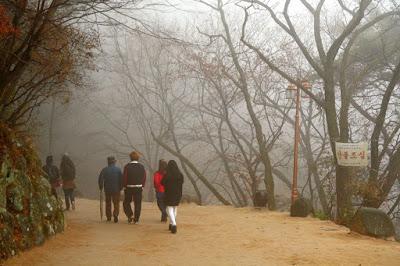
[64,202,75,211]
[128,217,139,224]
[171,225,177,234]
[108,216,118,223]
[161,217,167,222]
[169,224,177,234]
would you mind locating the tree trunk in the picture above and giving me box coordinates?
[324,77,353,224]
[306,158,330,216]
[217,2,275,209]
[48,97,56,155]
[261,152,276,210]
[335,165,353,224]
[364,148,400,208]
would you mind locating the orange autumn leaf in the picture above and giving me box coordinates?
[0,5,18,37]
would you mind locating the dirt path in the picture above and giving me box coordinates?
[5,199,400,266]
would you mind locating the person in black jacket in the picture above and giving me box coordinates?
[98,156,123,223]
[42,155,60,198]
[162,160,184,234]
[123,151,146,224]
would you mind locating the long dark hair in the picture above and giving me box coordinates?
[61,154,73,167]
[158,159,167,174]
[166,160,182,179]
[60,154,75,179]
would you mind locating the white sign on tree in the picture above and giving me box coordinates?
[335,142,368,167]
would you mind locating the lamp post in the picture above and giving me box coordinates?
[287,80,311,205]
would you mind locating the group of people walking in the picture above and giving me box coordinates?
[42,154,77,211]
[98,151,184,234]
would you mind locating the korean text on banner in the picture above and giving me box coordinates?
[335,142,368,167]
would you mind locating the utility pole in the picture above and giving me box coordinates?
[287,81,311,204]
[291,84,301,204]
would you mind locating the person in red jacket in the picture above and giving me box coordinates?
[153,159,168,222]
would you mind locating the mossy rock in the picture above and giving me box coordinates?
[350,207,395,238]
[14,214,34,250]
[0,160,9,177]
[0,208,17,259]
[32,224,45,246]
[32,177,52,198]
[290,198,313,217]
[0,128,65,261]
[52,205,65,233]
[29,197,42,225]
[18,173,33,196]
[44,219,57,237]
[0,176,6,209]
[5,169,17,186]
[0,172,64,261]
[7,185,24,212]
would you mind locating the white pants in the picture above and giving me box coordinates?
[166,206,178,226]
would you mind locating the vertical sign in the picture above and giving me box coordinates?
[335,142,368,167]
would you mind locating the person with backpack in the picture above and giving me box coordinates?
[123,151,146,224]
[60,153,76,211]
[162,160,184,234]
[153,159,168,222]
[98,156,123,223]
[42,155,61,198]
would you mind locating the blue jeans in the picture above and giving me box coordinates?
[156,192,167,221]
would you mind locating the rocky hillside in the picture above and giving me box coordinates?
[0,124,64,261]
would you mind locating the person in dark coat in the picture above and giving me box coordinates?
[60,153,76,211]
[98,156,123,223]
[42,155,61,198]
[123,151,146,224]
[161,160,184,234]
[153,159,168,222]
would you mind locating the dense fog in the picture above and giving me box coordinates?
[15,0,399,225]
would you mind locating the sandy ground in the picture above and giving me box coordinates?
[4,199,400,266]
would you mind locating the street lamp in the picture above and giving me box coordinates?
[287,80,311,205]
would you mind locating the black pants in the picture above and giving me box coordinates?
[106,192,120,220]
[123,187,142,221]
[63,188,75,210]
[156,192,167,221]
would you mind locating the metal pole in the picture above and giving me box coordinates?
[291,85,301,204]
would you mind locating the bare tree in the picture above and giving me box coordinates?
[194,0,290,209]
[240,0,400,223]
[109,31,237,205]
